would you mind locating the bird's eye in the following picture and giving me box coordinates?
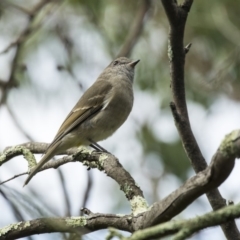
[113,60,119,66]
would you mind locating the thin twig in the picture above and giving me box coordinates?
[184,43,192,54]
[0,0,51,105]
[6,103,34,141]
[0,172,27,185]
[57,169,71,216]
[80,170,93,212]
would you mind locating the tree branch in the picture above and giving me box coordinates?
[0,213,132,240]
[1,130,240,239]
[161,0,240,239]
[125,202,240,240]
[117,0,151,57]
[80,171,93,212]
[0,0,52,105]
[0,145,146,215]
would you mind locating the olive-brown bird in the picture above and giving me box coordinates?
[24,57,140,186]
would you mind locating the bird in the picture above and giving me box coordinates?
[24,57,140,186]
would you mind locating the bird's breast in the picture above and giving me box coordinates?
[104,83,133,121]
[87,82,133,141]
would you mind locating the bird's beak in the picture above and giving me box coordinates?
[128,59,140,68]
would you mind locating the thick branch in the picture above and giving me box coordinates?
[161,0,240,239]
[0,213,132,240]
[139,130,240,228]
[127,202,240,240]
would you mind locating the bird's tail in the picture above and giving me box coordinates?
[23,142,60,187]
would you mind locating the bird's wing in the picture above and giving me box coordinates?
[46,81,113,151]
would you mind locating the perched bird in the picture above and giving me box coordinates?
[24,57,140,186]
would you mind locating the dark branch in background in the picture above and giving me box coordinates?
[0,3,73,234]
[127,203,240,240]
[117,0,151,57]
[58,169,71,217]
[82,3,115,58]
[55,26,84,90]
[0,0,51,105]
[55,25,94,213]
[161,0,240,239]
[1,130,240,239]
[80,171,93,214]
[6,103,34,141]
[82,0,151,58]
[5,100,71,238]
[0,189,33,240]
[0,189,23,224]
[0,173,27,185]
[55,27,94,215]
[1,1,32,15]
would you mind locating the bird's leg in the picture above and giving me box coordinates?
[89,143,102,152]
[89,139,109,153]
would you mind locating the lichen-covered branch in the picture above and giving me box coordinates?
[0,146,36,168]
[124,202,240,240]
[1,129,240,239]
[0,0,52,105]
[0,213,132,240]
[0,144,145,213]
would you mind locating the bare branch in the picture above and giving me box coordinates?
[0,172,27,185]
[0,189,24,222]
[0,0,53,105]
[161,0,240,238]
[6,103,34,141]
[80,171,93,212]
[1,1,32,15]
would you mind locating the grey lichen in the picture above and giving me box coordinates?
[122,183,133,196]
[22,148,37,170]
[72,146,90,160]
[167,38,173,61]
[130,196,148,216]
[0,222,22,237]
[23,221,31,228]
[65,217,87,228]
[93,153,108,171]
[73,148,107,171]
[82,160,99,169]
[0,146,36,169]
[99,153,108,165]
[219,130,240,158]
